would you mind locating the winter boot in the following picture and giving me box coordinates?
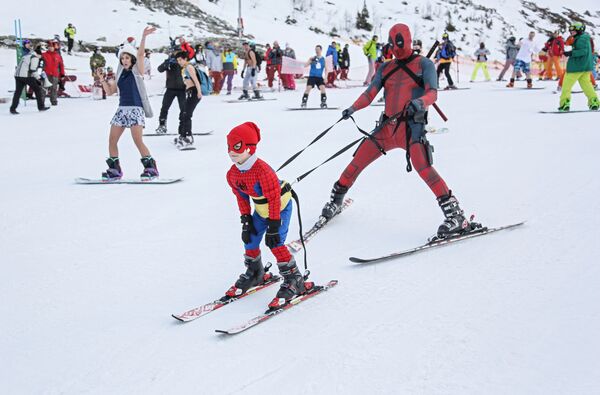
[140,156,159,180]
[253,90,263,100]
[589,97,600,111]
[173,135,184,148]
[156,123,167,134]
[506,78,515,88]
[238,90,250,100]
[320,93,327,108]
[436,192,468,237]
[558,98,570,112]
[301,93,308,108]
[102,157,123,181]
[223,254,271,299]
[526,79,533,89]
[268,258,313,310]
[182,135,194,148]
[321,181,349,220]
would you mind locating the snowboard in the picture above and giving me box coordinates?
[497,87,546,90]
[286,107,340,111]
[439,87,471,91]
[143,131,214,137]
[75,177,183,185]
[539,109,599,114]
[224,98,277,103]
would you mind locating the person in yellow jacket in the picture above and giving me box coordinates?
[64,23,76,55]
[363,35,378,85]
[470,42,491,82]
[221,45,238,95]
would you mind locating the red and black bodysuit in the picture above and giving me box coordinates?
[337,24,450,199]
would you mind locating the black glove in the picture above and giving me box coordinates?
[241,69,245,78]
[564,50,572,57]
[241,214,256,244]
[251,68,256,77]
[342,107,354,120]
[265,219,281,248]
[405,99,423,117]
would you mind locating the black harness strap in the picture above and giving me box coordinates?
[290,189,308,272]
[294,137,364,183]
[276,117,344,173]
[348,115,386,155]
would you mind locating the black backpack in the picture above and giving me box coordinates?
[252,49,263,69]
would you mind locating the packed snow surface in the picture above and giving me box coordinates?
[1,3,600,394]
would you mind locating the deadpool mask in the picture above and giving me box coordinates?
[388,23,413,60]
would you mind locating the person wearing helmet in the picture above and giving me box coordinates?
[320,23,475,239]
[435,32,457,89]
[20,39,32,55]
[497,36,519,81]
[412,39,423,55]
[95,27,158,180]
[10,42,49,114]
[559,22,599,111]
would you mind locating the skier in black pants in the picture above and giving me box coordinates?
[10,43,50,114]
[435,32,457,90]
[174,51,202,149]
[156,51,186,134]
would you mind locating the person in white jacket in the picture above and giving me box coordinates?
[507,31,541,88]
[205,41,223,94]
[10,43,50,114]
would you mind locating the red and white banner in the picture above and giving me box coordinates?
[325,55,334,73]
[281,56,307,75]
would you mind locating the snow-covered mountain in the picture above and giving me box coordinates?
[2,0,598,59]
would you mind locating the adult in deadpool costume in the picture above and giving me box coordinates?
[321,23,470,237]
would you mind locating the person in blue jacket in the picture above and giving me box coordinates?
[326,41,339,87]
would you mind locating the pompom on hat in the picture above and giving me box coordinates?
[227,122,261,155]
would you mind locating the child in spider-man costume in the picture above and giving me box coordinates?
[321,23,472,238]
[225,122,313,309]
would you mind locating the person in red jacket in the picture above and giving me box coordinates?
[41,40,65,105]
[224,122,313,310]
[545,31,565,80]
[178,37,195,60]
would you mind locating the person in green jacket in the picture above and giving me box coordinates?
[90,47,106,75]
[559,22,599,111]
[363,35,378,85]
[64,23,77,55]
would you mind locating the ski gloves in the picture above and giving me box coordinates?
[342,107,355,120]
[265,219,281,248]
[241,215,281,248]
[241,214,256,244]
[405,99,427,123]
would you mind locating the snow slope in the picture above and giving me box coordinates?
[1,38,600,394]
